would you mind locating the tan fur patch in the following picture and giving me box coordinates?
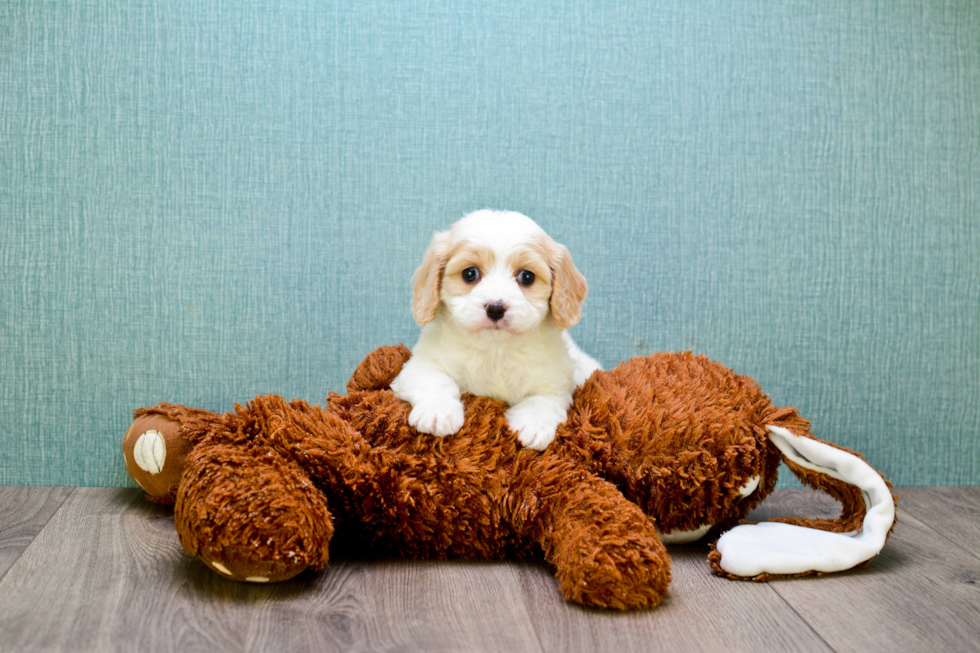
[411,231,452,326]
[507,242,553,305]
[547,240,588,329]
[441,243,496,298]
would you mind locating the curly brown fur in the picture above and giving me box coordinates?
[124,346,894,608]
[550,352,781,535]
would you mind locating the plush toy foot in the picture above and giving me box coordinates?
[176,444,334,583]
[552,498,671,609]
[551,515,671,610]
[514,454,671,609]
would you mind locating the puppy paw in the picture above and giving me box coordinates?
[408,397,465,437]
[506,396,569,452]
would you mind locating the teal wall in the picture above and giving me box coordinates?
[2,1,977,487]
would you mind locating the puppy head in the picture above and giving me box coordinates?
[411,210,587,332]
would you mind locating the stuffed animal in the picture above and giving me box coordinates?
[122,346,896,610]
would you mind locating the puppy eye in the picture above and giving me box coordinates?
[518,270,535,286]
[462,267,480,283]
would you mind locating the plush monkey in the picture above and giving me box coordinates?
[123,346,895,609]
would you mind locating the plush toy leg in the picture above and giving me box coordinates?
[175,443,334,583]
[710,425,896,579]
[511,453,671,610]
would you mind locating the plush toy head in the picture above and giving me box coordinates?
[123,346,896,609]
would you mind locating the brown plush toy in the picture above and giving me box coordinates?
[122,346,896,610]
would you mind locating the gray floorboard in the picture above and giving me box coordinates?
[0,485,73,580]
[242,559,545,652]
[749,487,980,653]
[0,486,976,652]
[0,488,542,653]
[515,544,831,653]
[896,486,980,563]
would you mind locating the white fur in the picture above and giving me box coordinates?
[390,210,601,451]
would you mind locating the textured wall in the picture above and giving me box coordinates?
[1,1,977,487]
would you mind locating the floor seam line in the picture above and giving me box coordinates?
[897,490,980,564]
[768,583,838,653]
[0,486,77,587]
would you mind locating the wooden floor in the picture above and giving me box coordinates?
[0,486,977,653]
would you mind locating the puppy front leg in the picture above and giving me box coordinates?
[505,394,573,452]
[390,360,465,437]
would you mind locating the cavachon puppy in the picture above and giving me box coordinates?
[390,210,601,450]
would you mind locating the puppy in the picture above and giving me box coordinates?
[390,210,601,451]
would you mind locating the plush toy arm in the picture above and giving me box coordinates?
[509,453,671,610]
[133,395,371,583]
[710,424,896,580]
[347,344,412,393]
[123,403,252,502]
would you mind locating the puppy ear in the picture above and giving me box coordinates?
[412,230,451,326]
[548,241,588,329]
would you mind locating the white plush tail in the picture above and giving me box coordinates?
[713,425,896,578]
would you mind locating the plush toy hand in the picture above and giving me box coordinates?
[122,411,191,502]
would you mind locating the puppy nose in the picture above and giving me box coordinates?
[485,301,507,322]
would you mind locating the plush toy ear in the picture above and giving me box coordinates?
[412,230,451,326]
[548,241,588,330]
